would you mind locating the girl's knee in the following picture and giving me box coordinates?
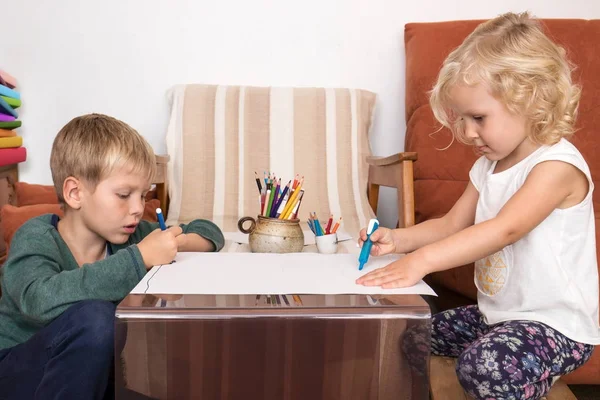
[455,351,496,400]
[455,351,478,389]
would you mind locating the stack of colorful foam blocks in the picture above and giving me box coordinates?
[0,69,26,167]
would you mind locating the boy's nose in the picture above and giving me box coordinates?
[130,199,144,216]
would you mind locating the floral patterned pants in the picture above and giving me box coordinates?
[414,305,594,400]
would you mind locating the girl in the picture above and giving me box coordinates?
[357,12,599,399]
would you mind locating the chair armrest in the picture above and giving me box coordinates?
[366,152,418,166]
[366,152,417,228]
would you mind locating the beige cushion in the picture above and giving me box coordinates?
[165,84,377,234]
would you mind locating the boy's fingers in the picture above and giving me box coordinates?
[176,233,187,246]
[167,226,183,236]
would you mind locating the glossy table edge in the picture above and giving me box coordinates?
[116,293,432,320]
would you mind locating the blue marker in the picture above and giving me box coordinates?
[358,218,379,271]
[156,208,167,231]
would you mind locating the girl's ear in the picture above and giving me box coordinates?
[63,176,84,210]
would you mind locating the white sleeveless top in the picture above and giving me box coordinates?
[469,138,600,344]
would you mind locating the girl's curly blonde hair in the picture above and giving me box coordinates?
[429,12,580,146]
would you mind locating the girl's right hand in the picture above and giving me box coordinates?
[137,226,186,269]
[357,226,397,256]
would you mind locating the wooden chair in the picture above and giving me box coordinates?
[366,152,417,228]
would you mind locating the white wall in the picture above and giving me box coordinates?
[2,0,599,227]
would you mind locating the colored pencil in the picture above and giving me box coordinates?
[292,295,303,306]
[280,178,303,219]
[254,171,262,193]
[331,217,342,233]
[265,186,276,217]
[325,214,333,234]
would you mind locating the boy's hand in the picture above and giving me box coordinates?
[137,226,186,269]
[356,252,427,289]
[357,226,397,256]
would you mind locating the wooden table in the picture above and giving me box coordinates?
[115,239,432,400]
[116,292,431,400]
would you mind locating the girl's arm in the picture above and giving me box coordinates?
[359,160,587,288]
[392,182,479,253]
[422,161,586,273]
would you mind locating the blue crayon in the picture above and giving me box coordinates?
[358,219,379,271]
[156,208,167,231]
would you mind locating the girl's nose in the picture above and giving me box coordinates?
[464,120,479,140]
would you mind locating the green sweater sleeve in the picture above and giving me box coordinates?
[3,225,147,324]
[3,217,224,325]
[179,219,225,252]
[116,218,225,252]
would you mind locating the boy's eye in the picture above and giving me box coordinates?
[473,116,484,121]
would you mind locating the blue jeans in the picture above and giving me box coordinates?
[0,300,116,400]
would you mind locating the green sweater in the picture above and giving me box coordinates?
[0,214,224,350]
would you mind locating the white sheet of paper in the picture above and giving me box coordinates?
[224,230,353,246]
[131,252,437,296]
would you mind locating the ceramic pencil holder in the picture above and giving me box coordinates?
[237,215,304,253]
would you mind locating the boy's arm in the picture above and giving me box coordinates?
[3,232,147,324]
[178,219,225,252]
[178,232,216,252]
[125,219,225,252]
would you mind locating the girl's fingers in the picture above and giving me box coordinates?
[381,278,409,289]
[356,267,387,283]
[358,270,394,286]
[364,271,398,286]
[359,228,367,240]
[369,228,382,242]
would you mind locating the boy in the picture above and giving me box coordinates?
[0,114,224,399]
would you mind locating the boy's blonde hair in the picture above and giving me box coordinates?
[50,113,156,204]
[430,12,580,146]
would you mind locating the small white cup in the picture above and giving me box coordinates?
[315,233,338,254]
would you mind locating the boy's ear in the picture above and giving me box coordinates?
[63,177,84,210]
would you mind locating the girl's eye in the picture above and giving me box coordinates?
[117,194,130,199]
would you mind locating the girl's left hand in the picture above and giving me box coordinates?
[355,252,428,289]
